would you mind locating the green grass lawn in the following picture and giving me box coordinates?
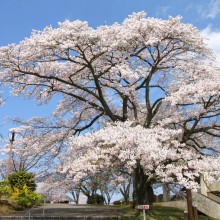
[120,205,216,220]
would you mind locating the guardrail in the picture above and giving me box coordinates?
[22,198,46,220]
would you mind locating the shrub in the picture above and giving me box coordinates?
[0,176,43,209]
[8,171,36,191]
[11,185,44,208]
[87,194,105,205]
[113,200,124,205]
[0,181,13,199]
[13,191,43,208]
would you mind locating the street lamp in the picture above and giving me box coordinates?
[7,130,15,179]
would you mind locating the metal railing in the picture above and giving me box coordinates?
[22,198,46,220]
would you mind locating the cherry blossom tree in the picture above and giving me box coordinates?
[0,12,219,205]
[117,175,132,205]
[92,172,119,205]
[40,181,69,203]
[0,126,61,180]
[60,121,220,205]
[69,186,81,205]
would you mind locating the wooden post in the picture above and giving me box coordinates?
[193,206,198,220]
[7,140,13,179]
[143,209,146,220]
[43,198,46,216]
[7,131,15,179]
[186,189,194,220]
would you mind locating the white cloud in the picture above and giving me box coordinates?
[156,6,172,17]
[197,0,220,19]
[202,25,220,66]
[207,0,220,19]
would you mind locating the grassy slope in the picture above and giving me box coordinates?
[0,204,14,214]
[120,205,216,220]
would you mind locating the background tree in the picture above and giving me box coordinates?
[69,187,81,205]
[0,128,58,181]
[0,160,7,180]
[61,121,220,205]
[96,172,119,205]
[118,176,132,205]
[0,12,219,205]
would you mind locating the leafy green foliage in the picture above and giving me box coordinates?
[8,171,36,191]
[0,180,13,198]
[0,172,43,209]
[11,185,44,208]
[87,194,105,205]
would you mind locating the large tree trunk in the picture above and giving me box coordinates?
[162,183,170,202]
[133,163,154,207]
[93,193,97,205]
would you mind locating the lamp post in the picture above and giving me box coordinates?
[7,130,15,179]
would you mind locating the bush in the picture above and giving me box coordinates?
[8,171,36,191]
[11,185,44,208]
[113,200,133,206]
[0,181,13,199]
[87,194,105,205]
[0,172,43,208]
[13,191,43,208]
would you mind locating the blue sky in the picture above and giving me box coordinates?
[0,0,220,139]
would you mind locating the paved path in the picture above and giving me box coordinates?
[0,203,125,219]
[35,203,124,217]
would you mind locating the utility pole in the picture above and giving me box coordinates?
[7,130,15,179]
